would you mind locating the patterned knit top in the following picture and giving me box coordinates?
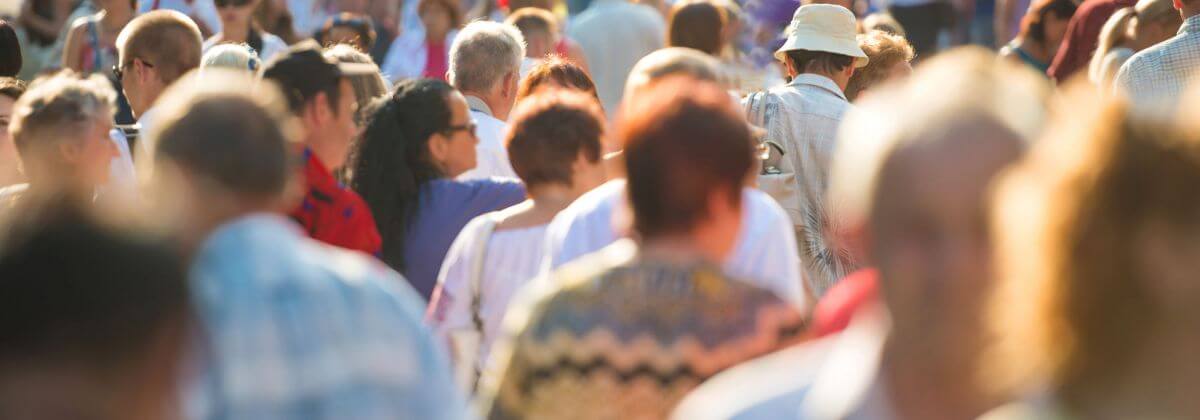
[479,241,807,420]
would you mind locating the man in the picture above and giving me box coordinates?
[449,21,524,180]
[0,197,190,420]
[1114,0,1200,110]
[748,4,867,298]
[263,41,382,254]
[115,10,203,146]
[568,0,664,119]
[672,49,1046,420]
[2,72,118,208]
[1047,0,1137,83]
[144,73,467,419]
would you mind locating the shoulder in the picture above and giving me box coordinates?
[671,339,835,420]
[434,177,526,199]
[743,188,790,222]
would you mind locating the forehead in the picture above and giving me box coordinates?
[0,96,14,115]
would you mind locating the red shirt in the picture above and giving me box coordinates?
[1046,0,1137,83]
[289,150,382,255]
[423,41,448,81]
[810,268,879,338]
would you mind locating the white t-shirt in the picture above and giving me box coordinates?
[429,218,549,382]
[457,108,518,181]
[541,179,807,308]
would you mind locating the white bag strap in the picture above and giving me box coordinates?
[468,214,498,341]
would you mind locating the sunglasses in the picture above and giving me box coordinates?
[214,0,253,8]
[111,59,154,81]
[444,122,477,137]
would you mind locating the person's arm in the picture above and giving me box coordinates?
[60,19,87,72]
[19,0,71,41]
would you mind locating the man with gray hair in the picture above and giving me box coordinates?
[449,21,525,180]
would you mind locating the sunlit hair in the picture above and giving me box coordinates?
[667,1,726,56]
[987,87,1200,407]
[844,30,913,101]
[116,10,203,85]
[516,56,597,103]
[9,71,116,178]
[1088,0,1177,84]
[323,44,388,124]
[623,47,723,101]
[506,90,604,188]
[201,43,263,76]
[0,77,25,101]
[448,21,526,93]
[1017,0,1077,46]
[861,12,906,37]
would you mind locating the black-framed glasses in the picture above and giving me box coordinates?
[214,0,253,8]
[111,59,154,81]
[444,122,477,137]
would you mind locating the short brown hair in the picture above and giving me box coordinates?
[620,77,752,238]
[845,31,914,101]
[667,1,726,56]
[506,90,604,188]
[516,56,598,103]
[418,0,463,29]
[0,77,25,101]
[116,10,203,85]
[10,72,115,176]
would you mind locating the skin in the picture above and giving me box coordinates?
[427,92,479,177]
[783,57,856,92]
[638,187,743,266]
[69,113,120,186]
[495,152,606,231]
[303,79,359,170]
[62,0,134,73]
[1000,13,1071,65]
[117,46,166,118]
[867,123,1023,420]
[422,2,453,44]
[214,0,261,45]
[0,95,19,188]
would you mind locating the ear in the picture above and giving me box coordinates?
[312,91,332,124]
[427,131,450,166]
[502,71,518,99]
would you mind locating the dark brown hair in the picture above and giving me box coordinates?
[419,0,464,30]
[1020,0,1077,45]
[506,90,604,188]
[785,49,855,75]
[516,56,598,103]
[619,76,752,238]
[667,1,726,56]
[0,20,20,78]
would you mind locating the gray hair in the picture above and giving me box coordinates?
[448,21,526,93]
[10,71,116,159]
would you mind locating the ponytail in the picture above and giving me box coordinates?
[1090,7,1136,83]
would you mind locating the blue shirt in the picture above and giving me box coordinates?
[186,214,469,420]
[400,178,525,300]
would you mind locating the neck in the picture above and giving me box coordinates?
[465,92,508,120]
[1183,7,1200,20]
[304,133,342,171]
[639,233,724,266]
[799,70,848,92]
[0,369,124,420]
[1072,322,1200,419]
[880,335,994,420]
[223,21,252,43]
[528,184,579,213]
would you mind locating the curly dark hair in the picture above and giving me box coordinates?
[347,79,455,272]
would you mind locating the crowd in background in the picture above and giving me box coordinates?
[3,0,1200,419]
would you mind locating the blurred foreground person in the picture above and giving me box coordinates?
[747,4,867,298]
[673,49,1047,420]
[479,77,805,420]
[1114,0,1200,110]
[1088,0,1180,85]
[143,73,468,420]
[1,72,119,209]
[348,79,525,300]
[450,21,526,181]
[0,197,189,420]
[542,47,806,308]
[982,88,1200,420]
[0,78,25,189]
[264,42,383,255]
[428,90,607,391]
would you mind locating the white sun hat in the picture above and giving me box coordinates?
[775,4,869,68]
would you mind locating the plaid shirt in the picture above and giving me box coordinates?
[1115,15,1200,111]
[290,149,382,256]
[185,214,469,420]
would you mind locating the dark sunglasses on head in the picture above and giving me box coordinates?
[444,122,477,137]
[215,0,253,8]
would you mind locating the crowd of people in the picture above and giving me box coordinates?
[3,0,1200,419]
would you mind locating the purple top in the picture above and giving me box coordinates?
[402,178,526,300]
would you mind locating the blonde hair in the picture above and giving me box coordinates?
[1090,0,1178,83]
[201,43,263,76]
[9,71,115,175]
[845,30,914,101]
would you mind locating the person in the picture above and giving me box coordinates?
[671,48,1048,420]
[427,90,607,391]
[744,4,867,298]
[845,30,915,101]
[1047,0,1137,83]
[478,78,806,419]
[262,41,383,255]
[1114,0,1200,110]
[347,78,525,300]
[315,13,378,53]
[0,20,21,78]
[199,42,264,76]
[115,10,204,149]
[568,0,665,119]
[861,12,907,36]
[981,85,1200,420]
[667,1,727,57]
[515,56,599,103]
[505,7,564,74]
[1,72,119,209]
[323,43,389,125]
[381,0,462,83]
[0,196,190,420]
[889,0,953,58]
[62,0,134,76]
[506,0,591,71]
[542,47,807,308]
[138,0,222,37]
[447,21,526,180]
[1090,0,1181,84]
[0,78,24,189]
[15,0,72,77]
[203,0,289,63]
[139,72,468,420]
[1000,0,1077,74]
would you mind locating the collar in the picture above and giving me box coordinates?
[302,148,339,192]
[1182,14,1200,35]
[465,95,494,117]
[787,74,848,102]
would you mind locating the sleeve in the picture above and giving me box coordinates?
[1113,56,1137,97]
[727,189,807,311]
[427,216,485,367]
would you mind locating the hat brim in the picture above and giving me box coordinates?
[774,38,869,68]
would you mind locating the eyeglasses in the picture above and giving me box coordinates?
[444,122,477,137]
[214,0,253,8]
[111,59,154,81]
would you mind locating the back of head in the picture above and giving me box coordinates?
[201,43,263,76]
[516,56,598,103]
[861,12,906,37]
[448,21,527,93]
[507,8,559,50]
[0,196,187,416]
[9,71,116,181]
[667,1,727,56]
[619,76,752,239]
[845,30,914,101]
[116,10,203,85]
[623,47,723,102]
[506,90,605,188]
[323,44,388,123]
[0,20,20,78]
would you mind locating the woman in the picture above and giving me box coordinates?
[61,0,136,124]
[478,77,805,419]
[1088,0,1180,85]
[985,94,1200,419]
[381,0,461,83]
[204,0,289,63]
[845,30,915,101]
[999,0,1077,74]
[428,90,606,390]
[348,79,525,300]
